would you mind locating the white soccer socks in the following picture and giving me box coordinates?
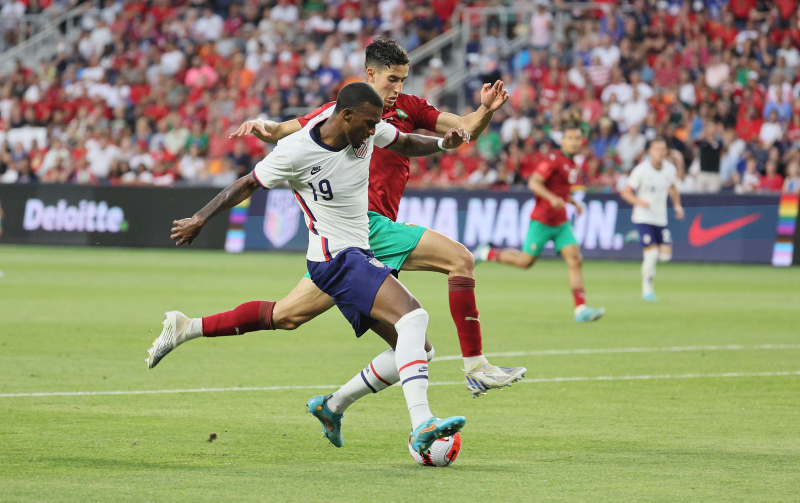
[642,247,659,296]
[327,348,399,413]
[326,346,436,414]
[394,308,433,429]
[463,355,489,368]
[183,318,204,343]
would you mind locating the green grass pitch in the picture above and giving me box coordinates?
[1,245,799,501]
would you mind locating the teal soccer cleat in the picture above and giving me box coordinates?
[575,306,605,322]
[409,416,466,454]
[642,292,658,302]
[307,395,344,448]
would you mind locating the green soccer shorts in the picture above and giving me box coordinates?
[303,211,427,278]
[522,220,578,257]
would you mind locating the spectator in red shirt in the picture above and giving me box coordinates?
[509,73,536,111]
[422,58,446,100]
[760,160,785,193]
[736,106,764,143]
[714,13,739,47]
[654,50,680,88]
[431,0,458,26]
[787,113,800,144]
[730,0,757,22]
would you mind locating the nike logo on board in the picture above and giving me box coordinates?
[687,213,761,247]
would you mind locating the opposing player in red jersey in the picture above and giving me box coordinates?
[148,38,525,405]
[475,115,605,322]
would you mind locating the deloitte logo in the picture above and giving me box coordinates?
[23,199,128,233]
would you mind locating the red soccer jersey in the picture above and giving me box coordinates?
[296,93,442,221]
[530,150,579,226]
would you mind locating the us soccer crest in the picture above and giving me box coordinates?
[263,189,300,248]
[354,141,368,159]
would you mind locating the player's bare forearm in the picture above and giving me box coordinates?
[230,119,301,144]
[621,186,650,207]
[253,120,278,143]
[668,186,682,208]
[528,174,557,202]
[437,106,492,139]
[567,195,584,215]
[620,186,638,206]
[463,105,495,138]
[388,133,441,157]
[669,185,685,219]
[196,175,260,223]
[171,175,260,246]
[263,119,302,143]
[435,81,508,139]
[387,129,468,158]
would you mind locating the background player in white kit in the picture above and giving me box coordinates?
[621,137,685,301]
[164,82,470,453]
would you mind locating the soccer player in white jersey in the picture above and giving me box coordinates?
[620,137,685,301]
[161,82,470,453]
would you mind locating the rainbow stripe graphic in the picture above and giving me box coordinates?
[772,194,798,267]
[225,198,250,253]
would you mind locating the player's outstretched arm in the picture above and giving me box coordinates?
[171,175,260,246]
[229,119,302,144]
[387,128,469,158]
[434,81,509,140]
[528,173,566,209]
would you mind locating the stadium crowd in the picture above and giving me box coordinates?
[1,0,800,196]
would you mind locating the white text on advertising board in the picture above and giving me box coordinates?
[396,193,623,250]
[23,199,126,233]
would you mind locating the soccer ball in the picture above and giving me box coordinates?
[408,432,462,467]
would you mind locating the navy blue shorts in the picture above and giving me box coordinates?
[307,247,397,337]
[635,223,671,248]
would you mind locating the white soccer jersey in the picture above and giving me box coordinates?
[252,107,399,262]
[626,158,677,226]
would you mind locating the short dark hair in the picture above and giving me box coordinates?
[563,111,583,132]
[647,136,668,150]
[333,82,384,114]
[365,37,409,71]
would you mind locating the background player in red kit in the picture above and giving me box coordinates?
[148,38,526,401]
[475,114,605,323]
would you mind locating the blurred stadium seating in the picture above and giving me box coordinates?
[0,0,799,196]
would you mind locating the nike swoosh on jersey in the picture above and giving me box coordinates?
[465,316,480,322]
[687,213,761,247]
[311,166,321,174]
